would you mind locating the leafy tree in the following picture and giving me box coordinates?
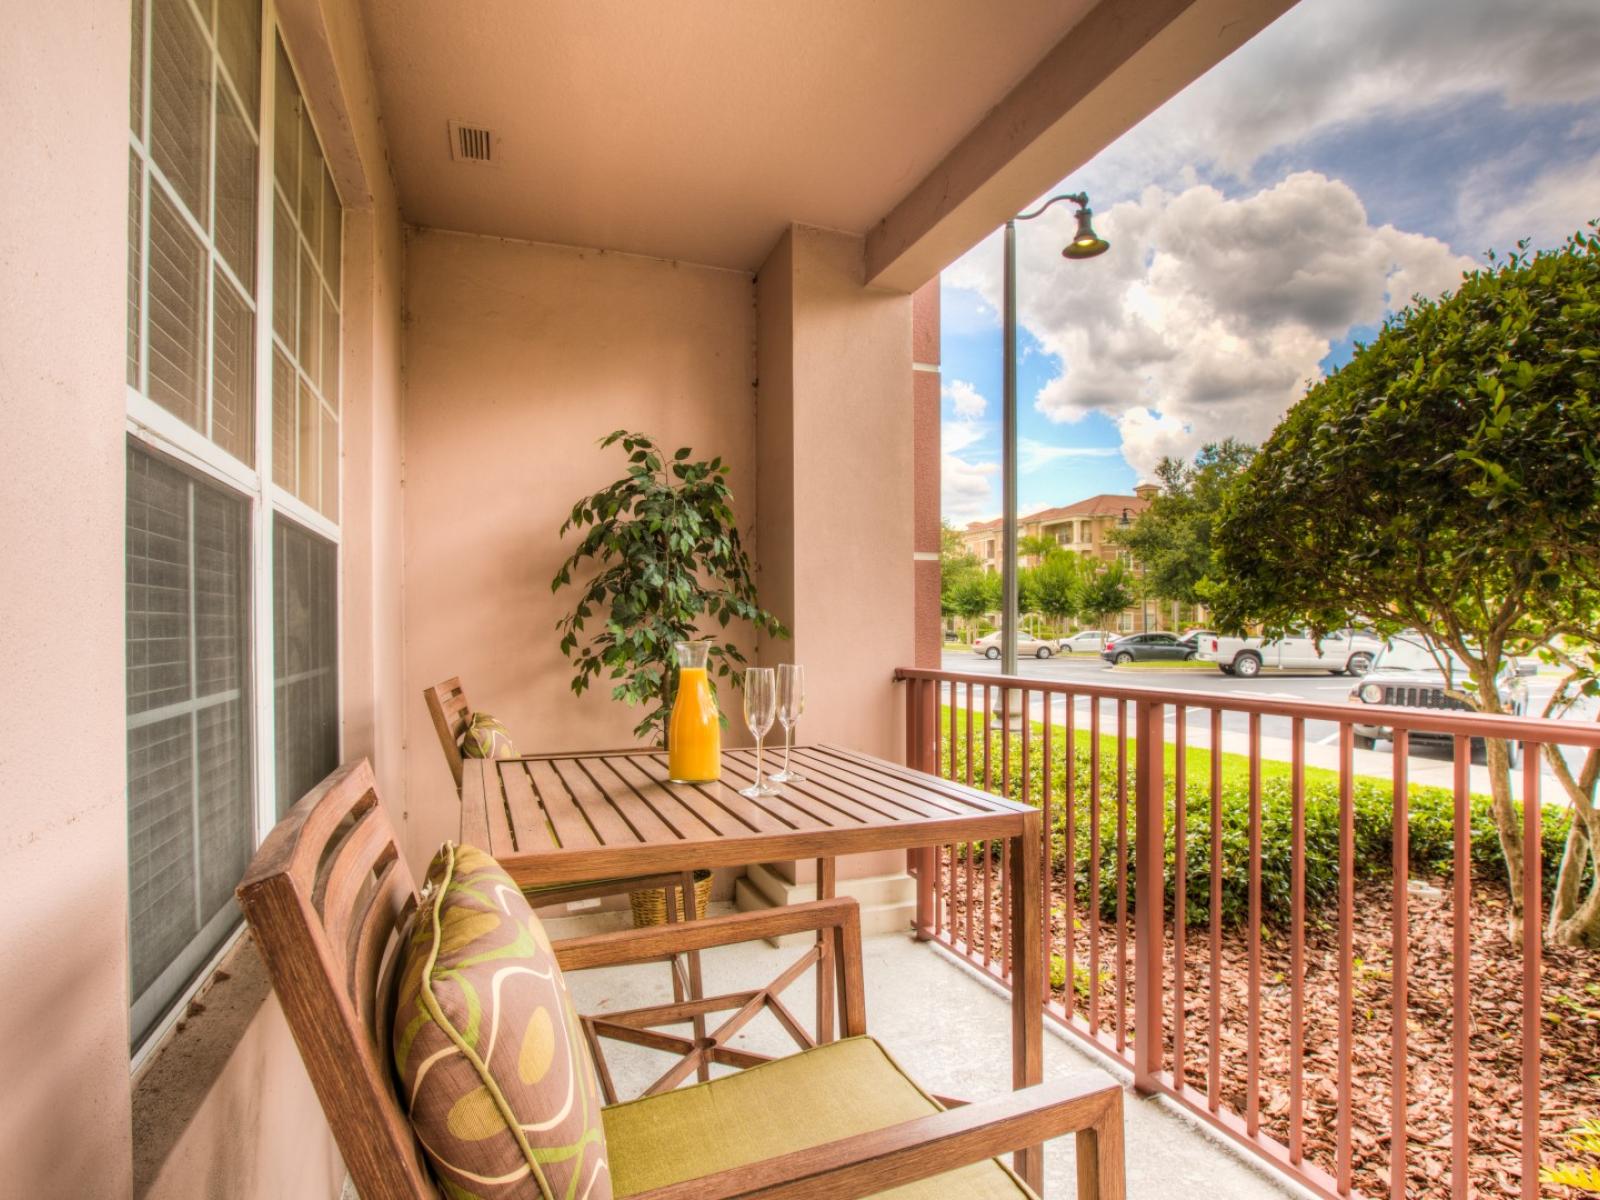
[939,521,988,640]
[949,572,999,626]
[552,431,787,745]
[1210,227,1600,944]
[1031,550,1090,625]
[1079,562,1136,630]
[1110,439,1255,606]
[1018,532,1058,562]
[939,521,984,617]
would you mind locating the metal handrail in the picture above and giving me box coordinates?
[893,664,1600,747]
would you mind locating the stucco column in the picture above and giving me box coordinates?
[750,225,918,913]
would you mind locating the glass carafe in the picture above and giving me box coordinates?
[667,640,721,783]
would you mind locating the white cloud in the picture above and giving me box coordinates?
[1461,156,1600,252]
[941,419,985,456]
[1018,437,1120,474]
[942,452,997,524]
[942,378,988,418]
[1079,0,1600,201]
[950,172,1474,479]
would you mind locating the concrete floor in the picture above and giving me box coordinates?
[549,904,1303,1200]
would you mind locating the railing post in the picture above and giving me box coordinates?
[907,678,936,940]
[1133,697,1165,1094]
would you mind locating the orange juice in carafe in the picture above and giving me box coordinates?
[667,640,721,782]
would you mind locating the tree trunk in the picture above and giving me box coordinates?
[1545,743,1600,947]
[1547,813,1600,947]
[1476,672,1525,942]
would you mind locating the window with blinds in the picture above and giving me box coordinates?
[129,0,260,460]
[126,448,253,1048]
[273,517,338,818]
[125,0,343,1056]
[270,37,341,520]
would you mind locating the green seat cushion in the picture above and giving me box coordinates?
[392,843,612,1200]
[601,1036,1036,1199]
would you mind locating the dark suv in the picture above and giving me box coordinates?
[1348,635,1533,764]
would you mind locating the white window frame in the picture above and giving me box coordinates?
[126,0,343,1067]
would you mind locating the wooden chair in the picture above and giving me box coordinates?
[423,674,702,914]
[422,675,711,1071]
[239,760,1127,1200]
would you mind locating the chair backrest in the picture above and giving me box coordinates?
[422,676,471,791]
[236,759,436,1200]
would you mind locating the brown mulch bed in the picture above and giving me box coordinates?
[937,857,1600,1198]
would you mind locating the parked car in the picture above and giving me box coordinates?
[1178,628,1217,646]
[1057,630,1109,654]
[1100,631,1197,665]
[973,630,1055,659]
[1348,634,1533,764]
[1195,627,1382,677]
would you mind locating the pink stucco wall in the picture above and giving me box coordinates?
[400,229,763,872]
[0,0,404,1194]
[132,0,413,1193]
[0,2,135,1193]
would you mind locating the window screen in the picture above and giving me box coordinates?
[274,516,338,817]
[126,446,253,1047]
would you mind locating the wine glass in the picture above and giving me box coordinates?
[740,667,779,797]
[770,664,806,783]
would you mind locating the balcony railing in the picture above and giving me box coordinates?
[895,665,1600,1200]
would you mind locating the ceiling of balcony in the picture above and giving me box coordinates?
[357,0,1095,272]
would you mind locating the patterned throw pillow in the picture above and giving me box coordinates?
[460,712,517,760]
[393,843,611,1200]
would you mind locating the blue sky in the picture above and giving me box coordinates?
[940,0,1600,525]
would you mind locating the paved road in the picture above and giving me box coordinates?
[937,650,1585,785]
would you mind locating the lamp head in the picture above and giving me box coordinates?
[1062,205,1109,259]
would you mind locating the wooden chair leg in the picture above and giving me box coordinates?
[680,871,710,1083]
[1074,1090,1126,1200]
[665,884,686,1005]
[815,857,836,1042]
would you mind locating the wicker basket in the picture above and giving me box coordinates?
[629,870,713,928]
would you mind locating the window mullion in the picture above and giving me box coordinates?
[185,480,204,933]
[205,46,218,444]
[250,0,280,848]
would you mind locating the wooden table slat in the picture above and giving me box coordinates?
[608,754,781,838]
[717,751,867,829]
[806,745,1006,812]
[548,758,647,847]
[501,761,569,852]
[786,747,970,819]
[583,757,694,843]
[482,761,519,853]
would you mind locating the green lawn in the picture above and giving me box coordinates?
[942,704,1381,792]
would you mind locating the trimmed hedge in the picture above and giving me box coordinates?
[942,716,1573,928]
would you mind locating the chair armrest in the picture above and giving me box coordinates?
[553,897,860,971]
[625,1072,1125,1200]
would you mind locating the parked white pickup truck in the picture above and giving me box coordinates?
[1194,628,1383,677]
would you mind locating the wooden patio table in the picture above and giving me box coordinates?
[461,742,1048,1193]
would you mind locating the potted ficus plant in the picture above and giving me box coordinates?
[552,431,786,924]
[553,429,785,739]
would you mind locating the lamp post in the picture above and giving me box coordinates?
[1000,194,1108,677]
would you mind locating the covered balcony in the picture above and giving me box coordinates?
[4,1,1594,1199]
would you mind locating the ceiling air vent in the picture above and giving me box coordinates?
[448,120,495,165]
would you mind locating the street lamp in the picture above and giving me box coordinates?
[1000,193,1108,677]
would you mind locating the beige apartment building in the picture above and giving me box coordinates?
[959,485,1171,631]
[961,484,1158,569]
